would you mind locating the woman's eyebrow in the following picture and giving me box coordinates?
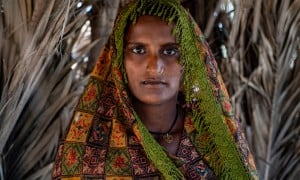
[165,42,180,46]
[125,42,180,48]
[125,42,146,46]
[162,42,180,47]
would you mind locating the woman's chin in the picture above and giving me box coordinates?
[133,96,163,105]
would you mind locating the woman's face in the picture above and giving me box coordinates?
[124,15,183,105]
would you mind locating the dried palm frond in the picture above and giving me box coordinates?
[0,0,98,179]
[87,0,120,73]
[1,0,298,179]
[226,0,300,179]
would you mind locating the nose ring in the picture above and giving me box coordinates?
[158,67,164,74]
[146,64,164,75]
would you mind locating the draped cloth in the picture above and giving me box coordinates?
[52,0,257,179]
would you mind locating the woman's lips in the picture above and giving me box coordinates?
[141,80,167,86]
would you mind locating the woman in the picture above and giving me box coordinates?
[53,0,257,179]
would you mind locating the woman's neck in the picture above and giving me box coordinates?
[133,100,178,133]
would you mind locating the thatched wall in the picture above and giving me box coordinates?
[0,0,299,179]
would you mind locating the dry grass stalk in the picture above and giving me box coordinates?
[87,0,120,73]
[0,0,96,179]
[226,0,300,179]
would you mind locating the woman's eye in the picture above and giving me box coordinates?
[162,48,179,56]
[132,47,145,54]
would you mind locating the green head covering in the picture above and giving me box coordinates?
[108,0,255,179]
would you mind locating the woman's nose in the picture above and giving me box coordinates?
[146,55,164,75]
[146,54,164,75]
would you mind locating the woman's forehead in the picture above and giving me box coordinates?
[125,15,176,41]
[135,15,170,24]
